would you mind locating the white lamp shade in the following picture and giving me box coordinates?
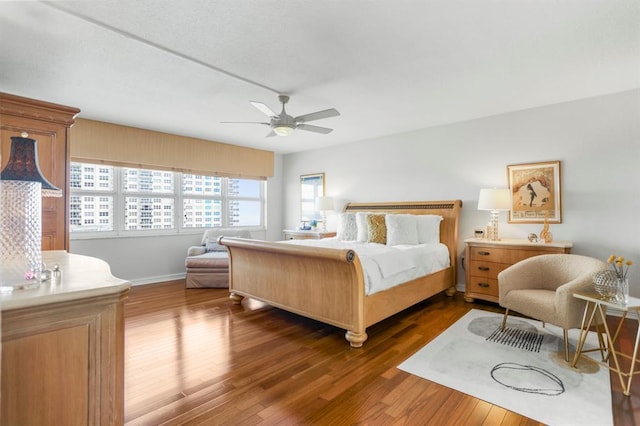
[315,196,335,211]
[478,188,511,211]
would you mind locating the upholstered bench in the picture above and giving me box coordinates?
[185,228,251,289]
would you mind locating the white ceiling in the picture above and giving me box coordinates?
[1,1,638,154]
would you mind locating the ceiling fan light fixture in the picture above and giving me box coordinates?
[273,124,294,136]
[223,95,339,137]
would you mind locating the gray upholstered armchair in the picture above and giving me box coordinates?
[185,228,252,288]
[498,254,608,361]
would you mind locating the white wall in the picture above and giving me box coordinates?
[70,153,284,285]
[282,90,640,295]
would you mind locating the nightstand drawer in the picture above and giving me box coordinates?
[469,260,510,279]
[467,276,499,297]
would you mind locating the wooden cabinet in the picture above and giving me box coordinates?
[0,93,80,251]
[1,252,130,425]
[282,229,336,240]
[464,238,572,303]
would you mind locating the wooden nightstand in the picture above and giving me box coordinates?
[282,229,337,240]
[464,238,573,303]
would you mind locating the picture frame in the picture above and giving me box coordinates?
[300,172,325,223]
[507,161,562,224]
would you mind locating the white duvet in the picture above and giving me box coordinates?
[280,238,450,295]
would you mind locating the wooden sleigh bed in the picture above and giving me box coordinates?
[219,200,462,347]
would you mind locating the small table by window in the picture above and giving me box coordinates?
[282,230,336,240]
[572,292,640,396]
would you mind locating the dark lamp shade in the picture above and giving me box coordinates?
[0,136,62,197]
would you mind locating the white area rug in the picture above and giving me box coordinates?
[398,309,612,425]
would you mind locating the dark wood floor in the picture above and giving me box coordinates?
[124,280,640,425]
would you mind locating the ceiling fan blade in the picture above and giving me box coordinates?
[266,130,277,137]
[295,108,340,123]
[220,121,270,126]
[250,101,278,118]
[297,124,333,134]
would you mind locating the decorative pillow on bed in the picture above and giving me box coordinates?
[367,214,387,244]
[416,214,444,244]
[336,213,357,241]
[356,212,372,242]
[385,214,419,245]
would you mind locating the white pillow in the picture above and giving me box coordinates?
[416,215,443,244]
[385,214,419,245]
[356,212,372,242]
[336,213,357,241]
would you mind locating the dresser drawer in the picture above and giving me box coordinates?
[469,260,511,279]
[468,246,555,264]
[467,276,499,297]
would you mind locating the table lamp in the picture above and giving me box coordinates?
[315,196,334,233]
[477,188,511,241]
[1,134,62,286]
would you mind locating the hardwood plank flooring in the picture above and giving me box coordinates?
[124,280,640,425]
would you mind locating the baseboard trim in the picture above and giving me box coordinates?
[130,273,186,286]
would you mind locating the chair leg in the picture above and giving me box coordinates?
[563,328,570,362]
[501,309,510,330]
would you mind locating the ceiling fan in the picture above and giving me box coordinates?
[222,94,340,137]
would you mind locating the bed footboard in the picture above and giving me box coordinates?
[219,237,369,347]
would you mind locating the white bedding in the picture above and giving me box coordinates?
[280,238,450,295]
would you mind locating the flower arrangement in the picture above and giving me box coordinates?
[607,255,633,280]
[310,219,317,229]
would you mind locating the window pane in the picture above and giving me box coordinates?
[183,199,222,228]
[229,200,261,226]
[72,165,264,235]
[123,168,174,194]
[69,195,114,232]
[182,174,222,195]
[70,162,113,191]
[125,197,174,230]
[228,178,261,198]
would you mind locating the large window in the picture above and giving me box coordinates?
[70,162,265,237]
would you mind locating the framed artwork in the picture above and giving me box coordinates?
[507,161,562,224]
[300,172,324,223]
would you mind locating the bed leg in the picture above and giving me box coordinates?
[345,330,368,348]
[445,286,456,297]
[229,292,244,304]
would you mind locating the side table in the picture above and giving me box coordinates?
[572,292,640,396]
[282,229,336,240]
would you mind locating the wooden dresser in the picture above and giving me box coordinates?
[1,252,130,425]
[282,229,336,240]
[464,238,573,303]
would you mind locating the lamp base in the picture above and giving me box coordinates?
[487,210,501,241]
[0,181,43,286]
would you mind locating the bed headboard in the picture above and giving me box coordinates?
[343,200,463,282]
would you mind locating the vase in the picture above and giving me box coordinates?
[593,270,619,302]
[617,278,629,305]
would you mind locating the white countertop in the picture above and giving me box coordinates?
[0,251,131,311]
